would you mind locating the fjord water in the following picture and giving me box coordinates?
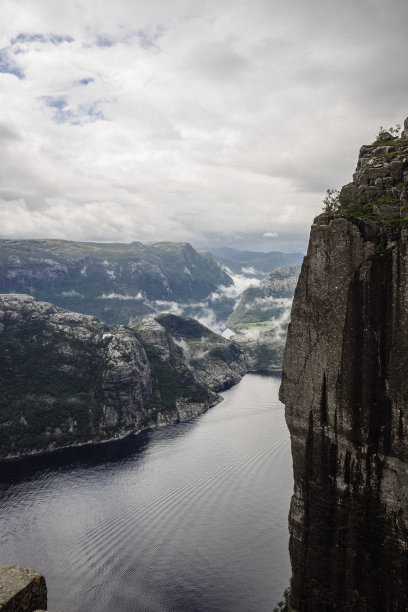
[0,374,292,611]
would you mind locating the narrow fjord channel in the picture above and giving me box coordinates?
[0,374,292,611]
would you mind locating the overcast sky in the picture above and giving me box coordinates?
[1,0,407,252]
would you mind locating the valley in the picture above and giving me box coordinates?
[0,240,302,459]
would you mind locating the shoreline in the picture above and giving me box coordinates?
[0,398,220,464]
[0,370,282,464]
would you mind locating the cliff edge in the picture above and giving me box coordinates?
[280,121,408,611]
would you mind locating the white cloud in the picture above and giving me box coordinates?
[209,267,260,301]
[0,0,407,250]
[98,292,144,300]
[61,289,84,297]
[241,266,258,275]
[152,300,184,315]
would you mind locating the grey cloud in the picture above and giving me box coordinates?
[0,124,21,142]
[135,26,166,50]
[11,33,74,45]
[1,0,408,251]
[95,35,115,47]
[186,41,249,81]
[0,189,26,200]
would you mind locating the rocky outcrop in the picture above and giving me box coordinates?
[0,565,47,611]
[280,124,408,610]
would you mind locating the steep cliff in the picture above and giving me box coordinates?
[280,123,408,610]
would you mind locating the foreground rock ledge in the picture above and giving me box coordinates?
[0,565,47,611]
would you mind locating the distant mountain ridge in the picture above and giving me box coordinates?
[0,239,231,326]
[203,246,303,277]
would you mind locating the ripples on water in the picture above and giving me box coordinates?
[0,374,292,611]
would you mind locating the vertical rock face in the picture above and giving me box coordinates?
[280,127,408,611]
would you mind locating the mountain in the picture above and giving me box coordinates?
[0,240,231,326]
[226,265,300,371]
[280,121,408,610]
[203,247,303,277]
[0,294,251,459]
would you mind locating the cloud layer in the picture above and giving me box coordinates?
[1,0,408,251]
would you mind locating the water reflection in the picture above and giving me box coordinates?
[0,374,292,612]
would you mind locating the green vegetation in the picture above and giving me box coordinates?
[141,343,211,412]
[227,287,288,329]
[322,188,340,214]
[336,183,377,220]
[0,315,107,457]
[244,338,285,372]
[320,183,408,229]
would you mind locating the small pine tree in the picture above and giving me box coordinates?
[322,188,340,214]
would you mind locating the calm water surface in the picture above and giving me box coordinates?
[0,374,292,611]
